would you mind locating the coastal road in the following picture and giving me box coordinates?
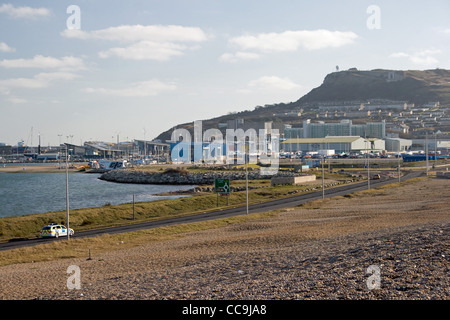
[0,170,424,252]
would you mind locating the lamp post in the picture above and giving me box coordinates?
[65,144,70,241]
[366,139,370,190]
[398,142,401,183]
[434,132,437,168]
[425,132,429,176]
[322,154,325,199]
[133,194,135,220]
[245,152,249,215]
[58,135,62,168]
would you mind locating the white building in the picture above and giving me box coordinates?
[384,138,412,152]
[282,136,384,154]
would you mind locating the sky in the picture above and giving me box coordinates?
[1,0,450,146]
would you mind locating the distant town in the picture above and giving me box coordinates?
[1,99,449,165]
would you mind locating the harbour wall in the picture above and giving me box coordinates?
[99,169,307,185]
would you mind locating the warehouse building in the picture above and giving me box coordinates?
[384,137,412,152]
[301,119,386,139]
[282,136,385,154]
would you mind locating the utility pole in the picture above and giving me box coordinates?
[322,154,325,199]
[398,142,401,183]
[133,194,135,220]
[426,132,429,176]
[245,153,249,214]
[66,144,70,241]
[143,128,147,160]
[435,132,438,168]
[366,138,370,189]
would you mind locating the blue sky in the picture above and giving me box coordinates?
[1,0,450,146]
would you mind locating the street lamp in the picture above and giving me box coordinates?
[425,132,429,176]
[65,145,73,241]
[246,153,249,214]
[366,139,370,190]
[397,140,401,183]
[322,154,325,199]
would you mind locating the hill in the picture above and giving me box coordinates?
[298,68,450,105]
[155,68,450,141]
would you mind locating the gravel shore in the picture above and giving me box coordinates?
[0,177,448,300]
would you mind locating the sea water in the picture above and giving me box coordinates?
[0,170,193,218]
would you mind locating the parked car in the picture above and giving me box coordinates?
[39,223,74,238]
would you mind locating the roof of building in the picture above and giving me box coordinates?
[135,140,170,146]
[282,136,364,144]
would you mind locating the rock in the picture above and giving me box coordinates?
[98,169,307,185]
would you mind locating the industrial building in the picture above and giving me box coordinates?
[134,140,170,157]
[0,145,12,156]
[384,137,413,152]
[282,136,385,154]
[226,118,386,141]
[301,119,386,139]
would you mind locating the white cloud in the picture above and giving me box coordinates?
[0,55,86,71]
[0,72,79,91]
[7,97,27,104]
[390,52,409,58]
[99,41,187,61]
[0,42,15,53]
[219,52,261,63]
[248,76,301,91]
[0,76,47,90]
[228,29,358,53]
[62,24,208,43]
[60,29,91,40]
[62,24,209,61]
[0,55,85,95]
[390,49,441,66]
[84,80,177,97]
[0,3,50,19]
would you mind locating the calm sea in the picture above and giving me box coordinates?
[0,165,194,218]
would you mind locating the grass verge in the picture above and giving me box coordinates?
[0,173,354,242]
[0,211,278,267]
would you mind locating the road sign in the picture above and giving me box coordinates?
[215,178,230,194]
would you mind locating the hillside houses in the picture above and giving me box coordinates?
[296,99,448,136]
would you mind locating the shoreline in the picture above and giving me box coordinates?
[0,164,83,173]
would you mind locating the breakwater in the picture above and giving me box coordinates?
[98,169,302,185]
